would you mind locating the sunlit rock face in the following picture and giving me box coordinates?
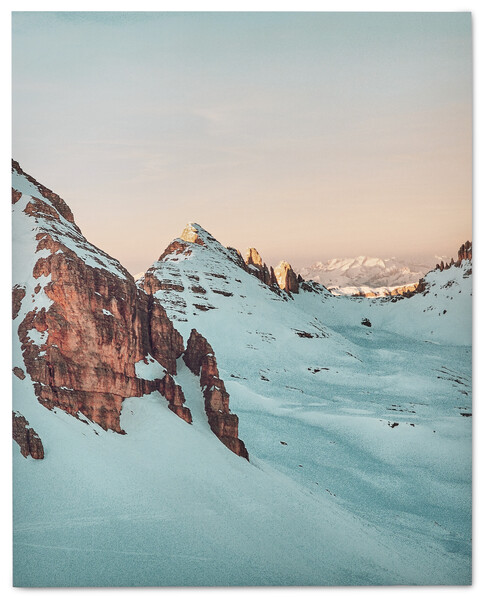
[244,247,279,289]
[275,260,299,293]
[180,223,206,246]
[245,247,263,268]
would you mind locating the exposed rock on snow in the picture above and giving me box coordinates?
[245,247,263,268]
[457,241,472,263]
[184,329,248,459]
[434,241,472,273]
[13,367,26,380]
[158,373,192,423]
[244,247,279,290]
[275,260,299,293]
[414,241,472,297]
[12,412,44,459]
[180,222,206,246]
[12,285,26,319]
[12,160,187,433]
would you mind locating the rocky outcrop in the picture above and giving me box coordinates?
[12,160,78,227]
[457,241,472,264]
[274,261,299,294]
[13,161,189,434]
[12,412,44,459]
[13,367,26,380]
[183,329,249,459]
[245,247,263,268]
[412,241,473,297]
[244,248,279,289]
[12,285,25,319]
[12,189,22,204]
[434,241,472,273]
[158,239,193,262]
[159,373,192,423]
[180,223,206,246]
[17,235,187,432]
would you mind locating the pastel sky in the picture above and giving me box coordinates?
[12,12,472,274]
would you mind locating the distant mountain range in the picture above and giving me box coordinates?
[298,255,448,297]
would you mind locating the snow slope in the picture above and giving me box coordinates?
[299,255,438,296]
[137,224,472,584]
[13,195,472,586]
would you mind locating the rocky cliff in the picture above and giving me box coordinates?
[12,161,192,439]
[183,329,248,459]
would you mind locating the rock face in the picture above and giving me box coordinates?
[244,248,279,289]
[17,233,186,432]
[274,261,299,294]
[414,241,473,296]
[180,223,206,246]
[183,329,249,459]
[434,241,472,273]
[12,412,44,459]
[13,367,25,380]
[457,241,472,264]
[12,160,189,434]
[12,285,26,319]
[245,247,263,268]
[159,373,192,423]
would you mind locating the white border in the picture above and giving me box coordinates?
[2,2,483,595]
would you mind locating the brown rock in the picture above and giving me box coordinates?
[12,285,26,319]
[180,223,206,246]
[183,329,248,459]
[274,261,299,293]
[12,160,78,228]
[12,189,22,204]
[245,247,263,268]
[13,367,26,380]
[158,373,192,423]
[14,166,186,433]
[457,241,472,263]
[157,239,192,262]
[244,248,280,291]
[183,329,214,375]
[12,412,44,459]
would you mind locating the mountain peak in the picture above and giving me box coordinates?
[180,222,208,246]
[275,261,299,293]
[245,247,263,268]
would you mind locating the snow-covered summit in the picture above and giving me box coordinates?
[299,255,438,296]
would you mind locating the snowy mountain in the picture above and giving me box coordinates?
[12,163,472,586]
[299,255,441,296]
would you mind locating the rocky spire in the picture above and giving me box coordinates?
[245,247,263,268]
[244,248,279,290]
[457,241,472,263]
[183,329,249,459]
[274,261,299,293]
